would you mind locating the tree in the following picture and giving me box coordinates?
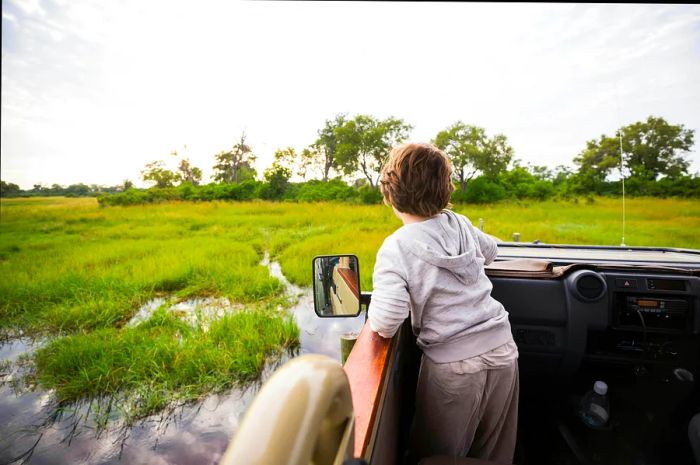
[177,159,203,186]
[272,147,298,174]
[235,162,258,183]
[213,133,257,184]
[141,161,178,188]
[0,181,21,197]
[624,116,694,180]
[298,148,316,180]
[169,146,203,186]
[31,184,48,194]
[574,116,695,183]
[528,164,553,181]
[551,165,574,187]
[262,158,292,200]
[434,122,513,192]
[435,123,485,192]
[481,133,514,178]
[312,114,347,181]
[123,179,134,190]
[66,183,90,196]
[335,115,413,188]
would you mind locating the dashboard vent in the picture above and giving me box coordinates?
[573,271,607,302]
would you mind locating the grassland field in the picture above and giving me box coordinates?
[0,196,698,423]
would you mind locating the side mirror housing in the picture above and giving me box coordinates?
[312,255,362,317]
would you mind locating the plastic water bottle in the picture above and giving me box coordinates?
[579,380,610,428]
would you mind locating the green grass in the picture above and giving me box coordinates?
[453,197,700,248]
[1,196,698,424]
[275,197,700,289]
[33,305,299,422]
[2,196,697,329]
[0,199,284,333]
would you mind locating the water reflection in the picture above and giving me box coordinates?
[0,378,258,465]
[127,297,244,330]
[0,338,34,363]
[0,255,366,465]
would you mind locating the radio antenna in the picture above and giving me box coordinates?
[615,83,626,247]
[619,128,626,247]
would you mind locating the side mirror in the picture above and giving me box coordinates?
[312,255,361,317]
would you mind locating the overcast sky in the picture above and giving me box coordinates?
[2,1,699,189]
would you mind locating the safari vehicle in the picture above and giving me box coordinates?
[223,244,700,465]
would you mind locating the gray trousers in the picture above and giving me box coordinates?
[410,356,519,464]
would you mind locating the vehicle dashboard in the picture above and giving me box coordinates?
[485,244,700,462]
[489,244,700,378]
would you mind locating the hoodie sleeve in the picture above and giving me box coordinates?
[472,225,498,265]
[457,213,498,265]
[369,237,410,339]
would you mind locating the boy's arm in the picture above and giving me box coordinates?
[368,241,410,339]
[473,227,499,265]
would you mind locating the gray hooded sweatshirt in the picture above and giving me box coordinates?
[368,210,514,363]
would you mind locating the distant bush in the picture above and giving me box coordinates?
[92,171,700,207]
[624,176,700,198]
[98,189,152,206]
[296,179,358,202]
[282,183,302,201]
[4,182,126,198]
[458,177,507,204]
[358,185,383,204]
[148,187,182,202]
[0,181,21,197]
[498,168,555,200]
[98,180,365,206]
[203,181,261,201]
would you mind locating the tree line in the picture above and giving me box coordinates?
[0,181,126,198]
[2,114,698,203]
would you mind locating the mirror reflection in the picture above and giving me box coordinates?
[313,255,361,317]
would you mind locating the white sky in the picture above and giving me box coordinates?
[2,1,699,189]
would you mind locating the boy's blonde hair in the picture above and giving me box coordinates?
[379,142,454,217]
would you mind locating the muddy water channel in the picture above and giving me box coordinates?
[0,256,365,465]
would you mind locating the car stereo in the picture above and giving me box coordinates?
[614,295,691,332]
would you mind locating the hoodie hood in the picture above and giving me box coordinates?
[401,210,479,284]
[370,209,509,362]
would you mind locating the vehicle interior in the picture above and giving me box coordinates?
[224,244,700,465]
[487,245,700,465]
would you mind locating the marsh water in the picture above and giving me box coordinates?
[0,256,365,465]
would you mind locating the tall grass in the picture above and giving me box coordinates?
[454,197,700,248]
[2,196,698,328]
[0,200,283,333]
[34,306,299,422]
[275,197,700,288]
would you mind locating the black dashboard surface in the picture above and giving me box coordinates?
[490,245,700,376]
[489,245,700,464]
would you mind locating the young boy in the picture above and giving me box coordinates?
[369,142,519,464]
